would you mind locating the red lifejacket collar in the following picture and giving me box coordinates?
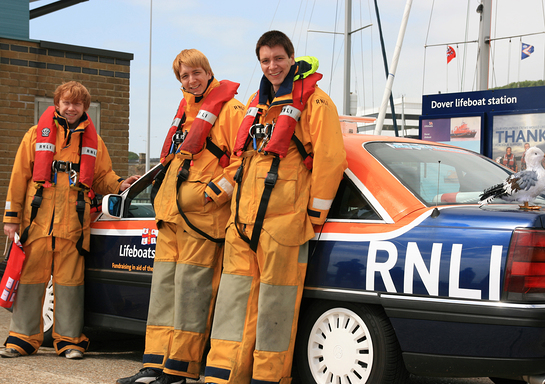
[233,70,322,159]
[160,80,239,166]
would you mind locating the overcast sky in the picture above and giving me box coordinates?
[29,0,545,159]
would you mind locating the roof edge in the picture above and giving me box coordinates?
[40,40,133,60]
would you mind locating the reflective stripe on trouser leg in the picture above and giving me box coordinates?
[51,238,88,354]
[6,237,88,355]
[144,222,223,379]
[205,225,308,384]
[253,240,308,384]
[206,224,259,384]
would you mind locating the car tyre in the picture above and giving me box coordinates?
[42,276,54,347]
[294,301,408,384]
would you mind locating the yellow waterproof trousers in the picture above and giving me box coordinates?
[205,224,308,384]
[143,222,223,379]
[5,237,89,355]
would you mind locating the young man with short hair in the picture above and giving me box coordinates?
[117,49,245,384]
[2,81,138,360]
[204,30,347,384]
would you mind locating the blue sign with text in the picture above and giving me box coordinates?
[420,86,545,161]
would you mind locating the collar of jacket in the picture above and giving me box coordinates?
[54,110,90,146]
[258,63,298,105]
[182,77,216,104]
[54,110,89,133]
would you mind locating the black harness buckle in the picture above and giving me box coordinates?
[250,124,273,139]
[76,199,86,213]
[172,130,187,147]
[264,172,277,187]
[52,160,72,173]
[177,160,191,183]
[31,194,43,208]
[177,167,189,182]
[234,164,244,183]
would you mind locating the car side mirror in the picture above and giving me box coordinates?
[101,194,126,219]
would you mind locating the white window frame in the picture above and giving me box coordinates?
[35,97,101,133]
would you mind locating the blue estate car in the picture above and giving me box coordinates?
[3,135,545,384]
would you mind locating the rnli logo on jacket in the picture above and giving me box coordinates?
[141,228,158,245]
[41,127,51,137]
[315,98,329,106]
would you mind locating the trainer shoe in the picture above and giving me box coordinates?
[116,367,161,384]
[65,349,84,359]
[0,348,21,358]
[150,373,186,384]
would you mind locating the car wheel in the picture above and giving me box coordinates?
[295,301,408,384]
[41,276,54,347]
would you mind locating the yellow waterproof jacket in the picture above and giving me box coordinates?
[231,82,347,246]
[153,78,245,240]
[3,114,124,250]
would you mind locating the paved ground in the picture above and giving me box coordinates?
[0,308,497,383]
[0,308,203,383]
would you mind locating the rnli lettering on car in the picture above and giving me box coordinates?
[118,244,155,259]
[366,241,502,301]
[318,209,505,301]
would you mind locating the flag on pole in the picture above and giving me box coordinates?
[521,43,534,60]
[447,46,456,64]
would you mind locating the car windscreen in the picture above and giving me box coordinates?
[365,142,543,206]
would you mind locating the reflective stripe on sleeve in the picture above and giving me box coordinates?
[217,177,234,197]
[312,197,334,211]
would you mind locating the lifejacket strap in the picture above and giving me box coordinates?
[234,159,252,245]
[205,137,230,168]
[291,134,313,171]
[75,190,90,257]
[175,159,225,244]
[249,156,280,252]
[19,186,44,245]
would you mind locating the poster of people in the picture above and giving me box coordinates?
[421,116,482,152]
[492,112,545,172]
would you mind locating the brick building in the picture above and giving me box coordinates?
[0,35,133,223]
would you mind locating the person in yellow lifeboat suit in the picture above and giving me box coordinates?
[117,49,245,384]
[204,31,347,384]
[1,81,139,360]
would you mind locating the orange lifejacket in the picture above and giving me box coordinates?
[233,72,322,165]
[160,80,239,167]
[34,106,98,189]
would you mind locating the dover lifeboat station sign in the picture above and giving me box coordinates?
[420,86,545,171]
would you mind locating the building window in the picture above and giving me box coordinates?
[35,97,101,133]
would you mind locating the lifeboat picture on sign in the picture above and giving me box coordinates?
[451,121,477,138]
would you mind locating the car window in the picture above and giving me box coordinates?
[126,184,156,218]
[328,175,381,220]
[365,142,522,206]
[122,164,162,218]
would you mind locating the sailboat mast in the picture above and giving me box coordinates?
[374,0,413,135]
[477,0,492,90]
[343,0,352,115]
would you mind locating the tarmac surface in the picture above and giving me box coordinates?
[0,308,498,384]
